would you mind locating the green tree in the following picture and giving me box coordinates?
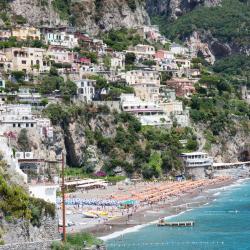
[17,129,31,151]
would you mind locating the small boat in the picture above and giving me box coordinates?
[82,212,99,218]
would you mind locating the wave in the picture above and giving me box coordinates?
[99,220,158,241]
[99,210,193,241]
[213,192,221,196]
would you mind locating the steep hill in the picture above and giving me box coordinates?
[149,0,250,59]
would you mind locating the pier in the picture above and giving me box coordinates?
[157,221,194,227]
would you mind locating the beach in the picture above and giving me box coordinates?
[57,176,234,238]
[105,178,250,250]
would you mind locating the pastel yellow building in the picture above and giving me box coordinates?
[12,27,41,40]
[4,47,50,75]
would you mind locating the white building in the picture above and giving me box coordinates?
[17,88,42,105]
[180,152,213,179]
[36,118,54,139]
[170,43,188,56]
[45,31,78,49]
[111,53,125,71]
[75,79,95,102]
[120,94,172,127]
[0,104,36,129]
[79,65,98,78]
[29,184,59,204]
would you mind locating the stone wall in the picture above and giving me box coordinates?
[0,240,58,250]
[2,215,59,245]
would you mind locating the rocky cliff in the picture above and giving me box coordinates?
[5,0,150,35]
[146,0,221,20]
[147,0,250,60]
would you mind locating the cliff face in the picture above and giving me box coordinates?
[146,0,221,19]
[71,0,150,35]
[6,0,150,35]
[146,0,250,60]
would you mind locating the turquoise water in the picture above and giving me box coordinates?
[106,180,250,250]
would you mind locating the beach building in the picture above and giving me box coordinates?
[12,27,41,40]
[180,152,214,179]
[4,47,50,74]
[75,79,96,102]
[120,94,172,127]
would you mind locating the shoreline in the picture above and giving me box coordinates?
[82,178,236,240]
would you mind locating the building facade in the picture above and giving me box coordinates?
[180,152,214,179]
[75,79,96,102]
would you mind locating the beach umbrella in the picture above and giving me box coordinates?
[121,200,137,205]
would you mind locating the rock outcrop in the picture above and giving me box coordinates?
[6,0,150,36]
[146,0,221,19]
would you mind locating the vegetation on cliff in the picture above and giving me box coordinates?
[152,0,250,47]
[44,103,198,178]
[0,161,55,228]
[103,28,144,51]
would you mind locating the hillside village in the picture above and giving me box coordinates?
[0,23,249,217]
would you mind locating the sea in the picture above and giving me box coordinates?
[102,179,250,250]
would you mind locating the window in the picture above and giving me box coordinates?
[18,123,21,127]
[26,123,29,127]
[13,124,16,127]
[22,60,26,64]
[31,123,34,127]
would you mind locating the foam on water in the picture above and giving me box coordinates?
[99,220,158,241]
[100,210,190,241]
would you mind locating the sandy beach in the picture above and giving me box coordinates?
[57,176,234,238]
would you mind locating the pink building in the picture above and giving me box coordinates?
[166,78,196,97]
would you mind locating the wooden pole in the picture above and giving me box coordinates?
[61,153,66,242]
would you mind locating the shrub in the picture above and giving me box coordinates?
[17,129,31,151]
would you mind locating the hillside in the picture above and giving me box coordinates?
[150,0,250,59]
